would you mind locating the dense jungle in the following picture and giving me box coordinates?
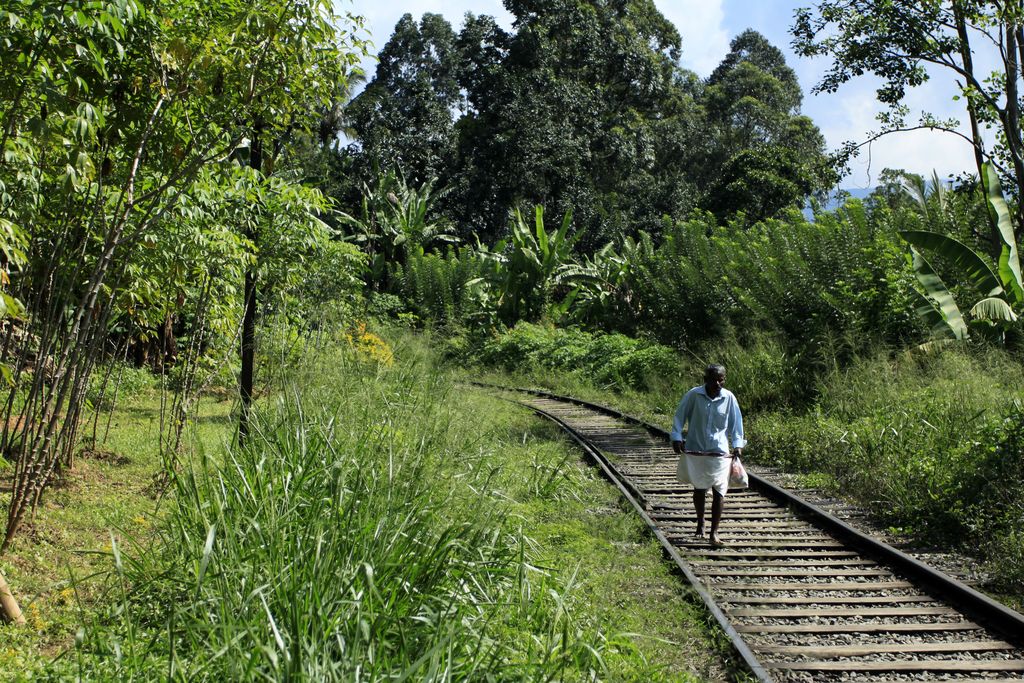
[0,0,1023,679]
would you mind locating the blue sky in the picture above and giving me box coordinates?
[341,0,975,190]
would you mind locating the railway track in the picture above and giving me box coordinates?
[492,385,1024,683]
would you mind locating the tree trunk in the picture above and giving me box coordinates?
[239,268,257,446]
[953,3,1000,249]
[238,125,263,447]
[1002,20,1024,232]
[0,568,25,625]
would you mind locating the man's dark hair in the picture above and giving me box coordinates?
[705,364,726,377]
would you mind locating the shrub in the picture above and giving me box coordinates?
[616,204,922,359]
[86,362,157,410]
[366,292,408,320]
[478,323,682,392]
[389,248,487,325]
[595,344,678,391]
[749,411,849,472]
[751,345,1024,590]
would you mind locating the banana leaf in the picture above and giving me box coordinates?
[982,163,1024,305]
[900,230,1002,297]
[910,248,968,340]
[534,205,548,256]
[970,296,1018,322]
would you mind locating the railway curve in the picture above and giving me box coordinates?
[483,384,1024,683]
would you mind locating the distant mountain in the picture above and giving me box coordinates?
[802,187,875,220]
[827,187,874,209]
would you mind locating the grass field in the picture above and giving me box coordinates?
[0,391,233,676]
[0,334,738,680]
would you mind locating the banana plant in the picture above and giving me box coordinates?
[337,172,457,287]
[477,205,582,326]
[564,233,653,327]
[901,163,1023,343]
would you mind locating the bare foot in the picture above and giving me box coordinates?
[693,525,705,539]
[709,533,725,546]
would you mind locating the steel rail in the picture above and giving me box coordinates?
[472,381,1024,673]
[519,395,775,682]
[497,384,1024,648]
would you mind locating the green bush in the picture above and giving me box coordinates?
[961,405,1024,590]
[616,204,923,362]
[365,292,408,320]
[478,323,682,392]
[710,335,800,412]
[749,345,1024,590]
[388,247,494,327]
[479,323,558,372]
[749,411,849,472]
[596,344,678,391]
[86,362,157,410]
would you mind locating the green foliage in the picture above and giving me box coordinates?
[275,239,367,328]
[338,172,457,286]
[961,406,1024,566]
[449,0,696,247]
[401,195,921,395]
[567,233,653,331]
[365,292,409,320]
[793,0,1024,227]
[346,13,462,186]
[749,346,1024,590]
[344,10,834,244]
[623,205,920,364]
[478,205,583,326]
[55,338,720,680]
[341,1,701,245]
[902,164,1024,343]
[479,323,679,392]
[0,0,370,546]
[389,247,487,325]
[85,363,157,411]
[701,30,834,222]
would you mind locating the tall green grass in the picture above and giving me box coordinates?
[52,335,708,680]
[746,346,1024,593]
[468,324,1024,596]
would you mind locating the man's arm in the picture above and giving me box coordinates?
[671,391,692,454]
[729,395,746,455]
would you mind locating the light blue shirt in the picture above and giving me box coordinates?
[670,386,746,453]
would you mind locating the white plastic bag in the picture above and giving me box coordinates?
[676,455,692,484]
[728,456,749,489]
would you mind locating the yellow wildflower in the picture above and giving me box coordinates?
[346,322,394,367]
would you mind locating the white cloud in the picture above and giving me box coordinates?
[655,0,730,75]
[818,83,977,188]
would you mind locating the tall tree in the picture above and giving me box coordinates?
[0,0,366,556]
[347,13,463,186]
[229,0,366,446]
[700,30,833,223]
[793,0,1024,244]
[449,0,697,247]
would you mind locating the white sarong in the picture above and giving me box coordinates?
[676,451,731,496]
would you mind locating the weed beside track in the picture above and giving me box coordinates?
[3,337,731,681]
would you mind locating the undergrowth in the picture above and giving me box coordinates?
[461,324,1024,598]
[25,332,731,681]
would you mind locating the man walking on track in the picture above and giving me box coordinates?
[670,364,746,546]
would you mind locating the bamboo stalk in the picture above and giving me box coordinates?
[0,568,25,625]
